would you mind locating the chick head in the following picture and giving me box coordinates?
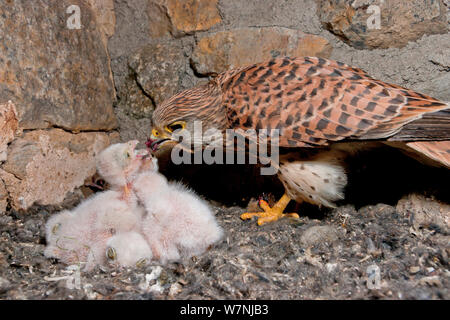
[105,232,153,268]
[44,210,73,245]
[96,140,142,188]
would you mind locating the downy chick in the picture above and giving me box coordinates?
[133,171,223,264]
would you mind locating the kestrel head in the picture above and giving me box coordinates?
[148,81,228,152]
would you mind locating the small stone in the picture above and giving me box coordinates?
[409,266,420,274]
[0,277,12,293]
[325,263,338,273]
[366,238,377,253]
[300,225,340,247]
[168,282,183,297]
[351,244,362,253]
[418,275,442,287]
[426,267,435,274]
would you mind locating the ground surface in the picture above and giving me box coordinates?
[0,189,448,300]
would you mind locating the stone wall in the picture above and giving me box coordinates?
[0,0,448,211]
[0,0,119,211]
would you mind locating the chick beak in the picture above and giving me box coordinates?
[138,153,150,160]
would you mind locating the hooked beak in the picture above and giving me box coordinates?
[146,137,170,152]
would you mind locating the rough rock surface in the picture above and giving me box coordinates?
[330,33,450,99]
[417,73,450,102]
[191,27,332,75]
[316,0,448,49]
[108,0,154,94]
[116,75,155,120]
[148,0,222,37]
[218,0,323,34]
[0,101,20,162]
[0,0,117,131]
[0,179,7,213]
[397,194,450,234]
[0,129,117,210]
[300,225,341,247]
[128,41,187,107]
[88,0,116,41]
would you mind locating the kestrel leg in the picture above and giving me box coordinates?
[241,193,299,225]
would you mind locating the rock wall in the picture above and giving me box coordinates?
[0,0,448,211]
[0,0,118,211]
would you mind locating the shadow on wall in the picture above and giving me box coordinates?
[157,146,450,218]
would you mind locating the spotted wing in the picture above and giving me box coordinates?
[219,56,449,148]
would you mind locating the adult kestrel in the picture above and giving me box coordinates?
[148,56,450,225]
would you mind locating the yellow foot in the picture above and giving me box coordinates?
[240,194,299,225]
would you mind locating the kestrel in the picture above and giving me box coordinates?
[148,56,450,225]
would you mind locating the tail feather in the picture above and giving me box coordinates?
[406,141,450,168]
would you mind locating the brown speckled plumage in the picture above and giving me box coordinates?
[219,56,449,147]
[152,56,450,211]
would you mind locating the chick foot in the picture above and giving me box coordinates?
[241,194,299,225]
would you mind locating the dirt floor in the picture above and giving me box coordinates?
[0,150,449,300]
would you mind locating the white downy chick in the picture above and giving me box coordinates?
[44,209,74,247]
[45,142,159,270]
[133,171,223,264]
[81,190,142,270]
[44,209,77,260]
[105,231,152,268]
[96,140,144,191]
[44,190,141,271]
[45,141,149,270]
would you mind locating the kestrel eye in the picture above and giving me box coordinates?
[106,247,116,260]
[126,151,130,158]
[152,129,160,137]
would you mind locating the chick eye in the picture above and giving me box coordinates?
[52,223,61,235]
[166,122,185,133]
[106,247,116,260]
[125,151,130,158]
[136,258,147,268]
